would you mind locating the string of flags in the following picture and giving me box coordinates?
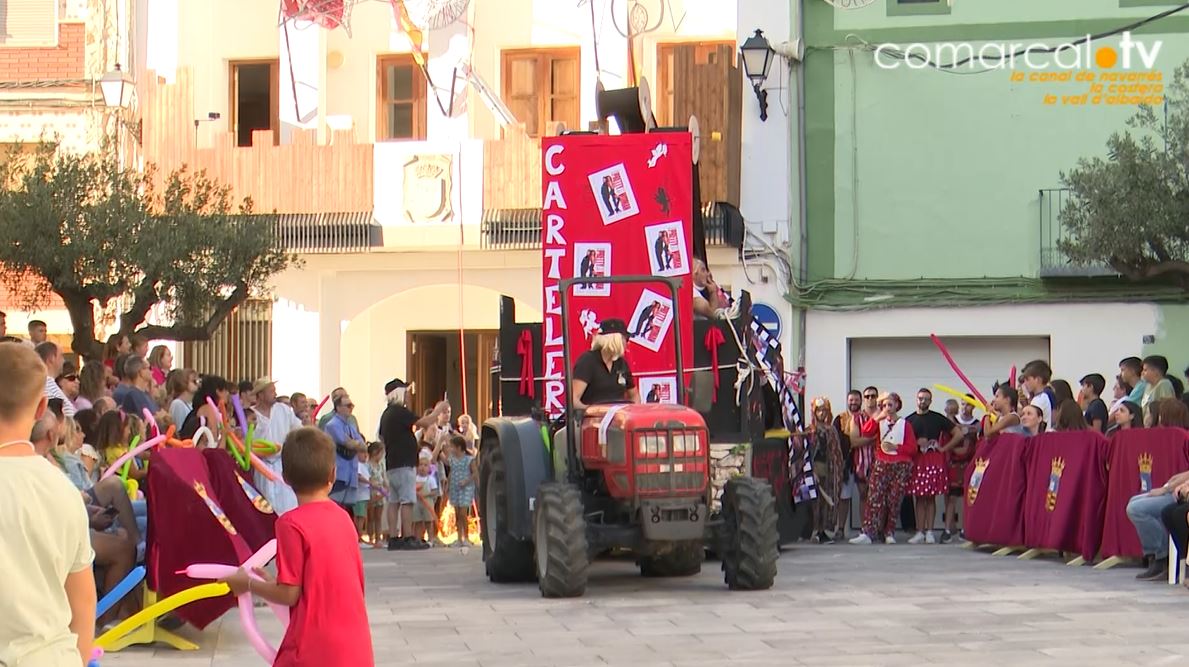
[748,318,817,503]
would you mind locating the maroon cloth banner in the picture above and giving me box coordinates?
[963,433,1031,547]
[1099,428,1189,559]
[1021,431,1110,560]
[146,448,277,629]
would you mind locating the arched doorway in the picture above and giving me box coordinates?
[339,283,541,433]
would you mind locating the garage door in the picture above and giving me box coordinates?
[849,336,1051,407]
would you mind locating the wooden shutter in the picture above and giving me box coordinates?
[502,52,541,135]
[656,41,741,206]
[0,0,58,47]
[547,53,579,133]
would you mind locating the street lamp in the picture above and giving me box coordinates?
[99,64,141,145]
[739,30,775,121]
[99,64,134,109]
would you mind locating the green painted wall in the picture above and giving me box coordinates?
[1143,303,1189,385]
[803,1,1189,284]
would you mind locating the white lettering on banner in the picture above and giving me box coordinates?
[544,248,566,279]
[544,181,567,210]
[544,317,564,347]
[544,350,565,379]
[545,144,565,175]
[544,285,561,315]
[545,214,566,245]
[542,140,569,417]
[544,380,565,414]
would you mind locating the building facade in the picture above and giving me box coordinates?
[792,0,1189,405]
[116,0,794,431]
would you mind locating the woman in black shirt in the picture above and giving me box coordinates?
[571,319,639,408]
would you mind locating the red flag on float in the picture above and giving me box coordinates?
[540,133,695,417]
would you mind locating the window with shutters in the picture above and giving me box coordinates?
[181,299,273,383]
[0,0,58,47]
[377,54,427,141]
[500,48,580,137]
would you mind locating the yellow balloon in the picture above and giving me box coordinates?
[125,479,139,500]
[95,582,230,648]
[932,384,986,411]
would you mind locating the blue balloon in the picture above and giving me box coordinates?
[95,565,146,618]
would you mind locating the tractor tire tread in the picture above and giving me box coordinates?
[721,477,778,591]
[481,445,535,583]
[536,483,589,598]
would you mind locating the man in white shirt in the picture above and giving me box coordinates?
[0,341,95,666]
[251,377,302,514]
[1020,359,1055,427]
[35,342,76,417]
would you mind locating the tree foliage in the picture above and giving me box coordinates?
[1059,61,1189,288]
[0,143,296,358]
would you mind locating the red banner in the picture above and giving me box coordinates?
[1021,431,1110,560]
[541,133,694,416]
[1099,427,1189,559]
[963,433,1031,547]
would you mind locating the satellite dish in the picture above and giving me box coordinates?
[404,0,470,29]
[688,115,700,165]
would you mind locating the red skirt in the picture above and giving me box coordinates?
[908,450,947,496]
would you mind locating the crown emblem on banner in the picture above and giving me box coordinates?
[1138,452,1155,493]
[1046,457,1065,512]
[966,457,990,506]
[1139,453,1154,474]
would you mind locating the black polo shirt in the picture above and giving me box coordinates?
[379,402,418,470]
[573,349,634,405]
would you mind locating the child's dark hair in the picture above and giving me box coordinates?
[282,427,336,493]
[367,441,383,456]
[1021,359,1052,384]
[449,435,467,451]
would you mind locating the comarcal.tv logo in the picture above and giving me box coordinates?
[874,31,1162,73]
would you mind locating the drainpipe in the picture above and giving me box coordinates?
[793,0,809,374]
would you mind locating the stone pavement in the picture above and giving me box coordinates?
[104,540,1189,667]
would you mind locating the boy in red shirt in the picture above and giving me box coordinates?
[225,427,374,666]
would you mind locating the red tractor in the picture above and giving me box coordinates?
[478,274,778,597]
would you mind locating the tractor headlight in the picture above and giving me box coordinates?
[637,434,665,456]
[672,433,698,455]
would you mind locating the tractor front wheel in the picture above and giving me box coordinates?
[639,541,704,577]
[720,477,778,591]
[534,482,589,598]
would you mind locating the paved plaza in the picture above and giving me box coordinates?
[105,542,1189,667]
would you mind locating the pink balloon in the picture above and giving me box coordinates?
[206,396,224,422]
[182,538,289,652]
[99,434,166,481]
[182,563,238,579]
[142,408,160,438]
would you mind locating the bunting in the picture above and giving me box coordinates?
[748,318,816,502]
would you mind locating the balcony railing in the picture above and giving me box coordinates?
[1039,188,1115,278]
[480,202,736,250]
[275,212,381,254]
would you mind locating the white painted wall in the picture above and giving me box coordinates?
[805,303,1162,406]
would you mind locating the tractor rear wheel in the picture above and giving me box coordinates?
[720,477,778,591]
[534,482,589,598]
[639,541,704,577]
[479,445,535,583]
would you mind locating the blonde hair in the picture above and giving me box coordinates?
[57,415,80,454]
[591,332,625,360]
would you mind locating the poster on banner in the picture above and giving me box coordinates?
[640,376,678,404]
[573,243,612,296]
[627,289,675,352]
[541,133,694,416]
[587,163,641,225]
[643,221,689,277]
